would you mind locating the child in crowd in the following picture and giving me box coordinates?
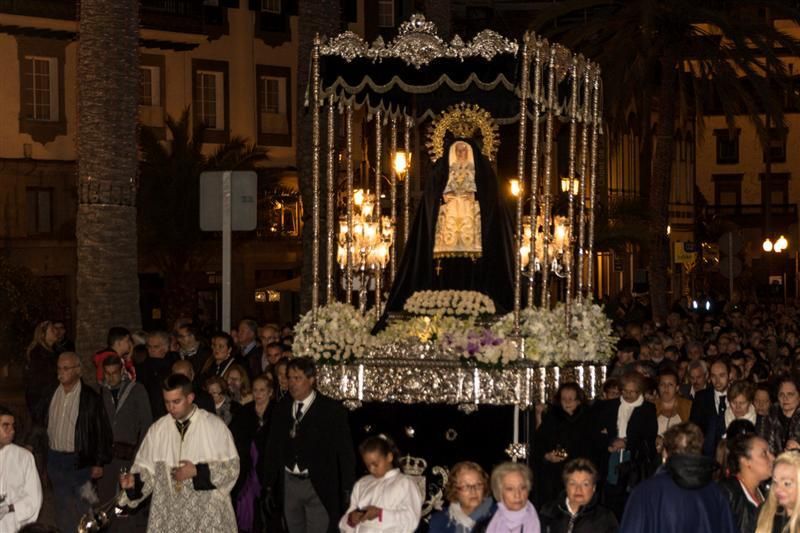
[340,435,423,533]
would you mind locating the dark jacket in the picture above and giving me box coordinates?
[24,344,58,416]
[717,476,761,533]
[262,392,355,533]
[759,405,800,455]
[593,398,658,487]
[230,401,274,498]
[539,491,618,533]
[533,404,595,505]
[40,381,113,469]
[690,387,722,436]
[135,352,179,420]
[704,413,763,457]
[429,500,496,533]
[619,454,737,533]
[101,379,152,452]
[179,343,212,384]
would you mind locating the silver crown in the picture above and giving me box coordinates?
[400,454,428,476]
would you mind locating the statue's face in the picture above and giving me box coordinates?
[454,142,469,161]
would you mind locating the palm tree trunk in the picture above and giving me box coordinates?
[298,1,341,313]
[75,0,141,372]
[649,57,677,325]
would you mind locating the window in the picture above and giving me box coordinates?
[23,56,58,122]
[713,174,743,207]
[715,129,739,164]
[261,0,281,13]
[139,66,160,107]
[196,70,224,130]
[256,65,291,146]
[377,0,394,28]
[764,129,787,163]
[26,188,53,236]
[761,173,790,207]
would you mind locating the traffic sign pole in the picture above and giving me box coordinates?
[222,170,232,333]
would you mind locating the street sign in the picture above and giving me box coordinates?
[719,231,744,256]
[719,256,743,279]
[199,171,258,231]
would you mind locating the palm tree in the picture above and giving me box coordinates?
[138,109,267,326]
[75,0,141,367]
[297,0,341,312]
[532,1,800,323]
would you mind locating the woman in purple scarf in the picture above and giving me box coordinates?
[483,462,541,533]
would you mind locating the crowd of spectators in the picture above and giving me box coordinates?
[8,298,800,532]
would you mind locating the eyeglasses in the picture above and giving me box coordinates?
[457,483,484,493]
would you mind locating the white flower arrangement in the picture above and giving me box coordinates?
[404,290,496,317]
[569,298,618,363]
[293,302,373,364]
[495,299,615,365]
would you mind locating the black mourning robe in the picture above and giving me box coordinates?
[377,137,515,328]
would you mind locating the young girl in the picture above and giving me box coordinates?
[339,435,423,533]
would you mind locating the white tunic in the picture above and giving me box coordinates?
[339,468,423,533]
[119,407,239,533]
[0,443,42,533]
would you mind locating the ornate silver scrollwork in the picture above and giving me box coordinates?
[320,14,518,69]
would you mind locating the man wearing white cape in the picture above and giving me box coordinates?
[120,374,239,532]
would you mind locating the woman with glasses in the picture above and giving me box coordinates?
[755,451,800,533]
[705,380,759,458]
[539,458,617,533]
[429,462,495,533]
[533,383,593,506]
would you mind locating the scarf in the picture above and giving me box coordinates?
[617,395,644,439]
[724,402,757,430]
[447,498,493,533]
[486,502,540,533]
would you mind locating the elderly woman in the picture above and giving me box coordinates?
[704,380,759,457]
[205,375,239,425]
[760,377,800,455]
[533,383,594,505]
[483,462,540,533]
[539,459,618,533]
[429,462,494,533]
[594,371,658,518]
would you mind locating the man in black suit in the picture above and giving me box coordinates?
[689,358,731,435]
[679,359,708,400]
[238,318,262,379]
[262,356,355,533]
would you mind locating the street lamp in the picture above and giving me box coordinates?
[763,235,789,253]
[393,151,410,179]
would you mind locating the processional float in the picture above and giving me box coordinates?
[297,14,609,461]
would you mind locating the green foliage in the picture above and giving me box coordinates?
[137,108,269,323]
[0,258,55,367]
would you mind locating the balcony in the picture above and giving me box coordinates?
[706,203,798,230]
[0,0,227,36]
[0,0,75,20]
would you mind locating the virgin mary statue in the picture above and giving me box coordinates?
[379,135,515,320]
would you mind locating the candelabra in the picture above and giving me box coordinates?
[519,214,569,278]
[338,189,394,314]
